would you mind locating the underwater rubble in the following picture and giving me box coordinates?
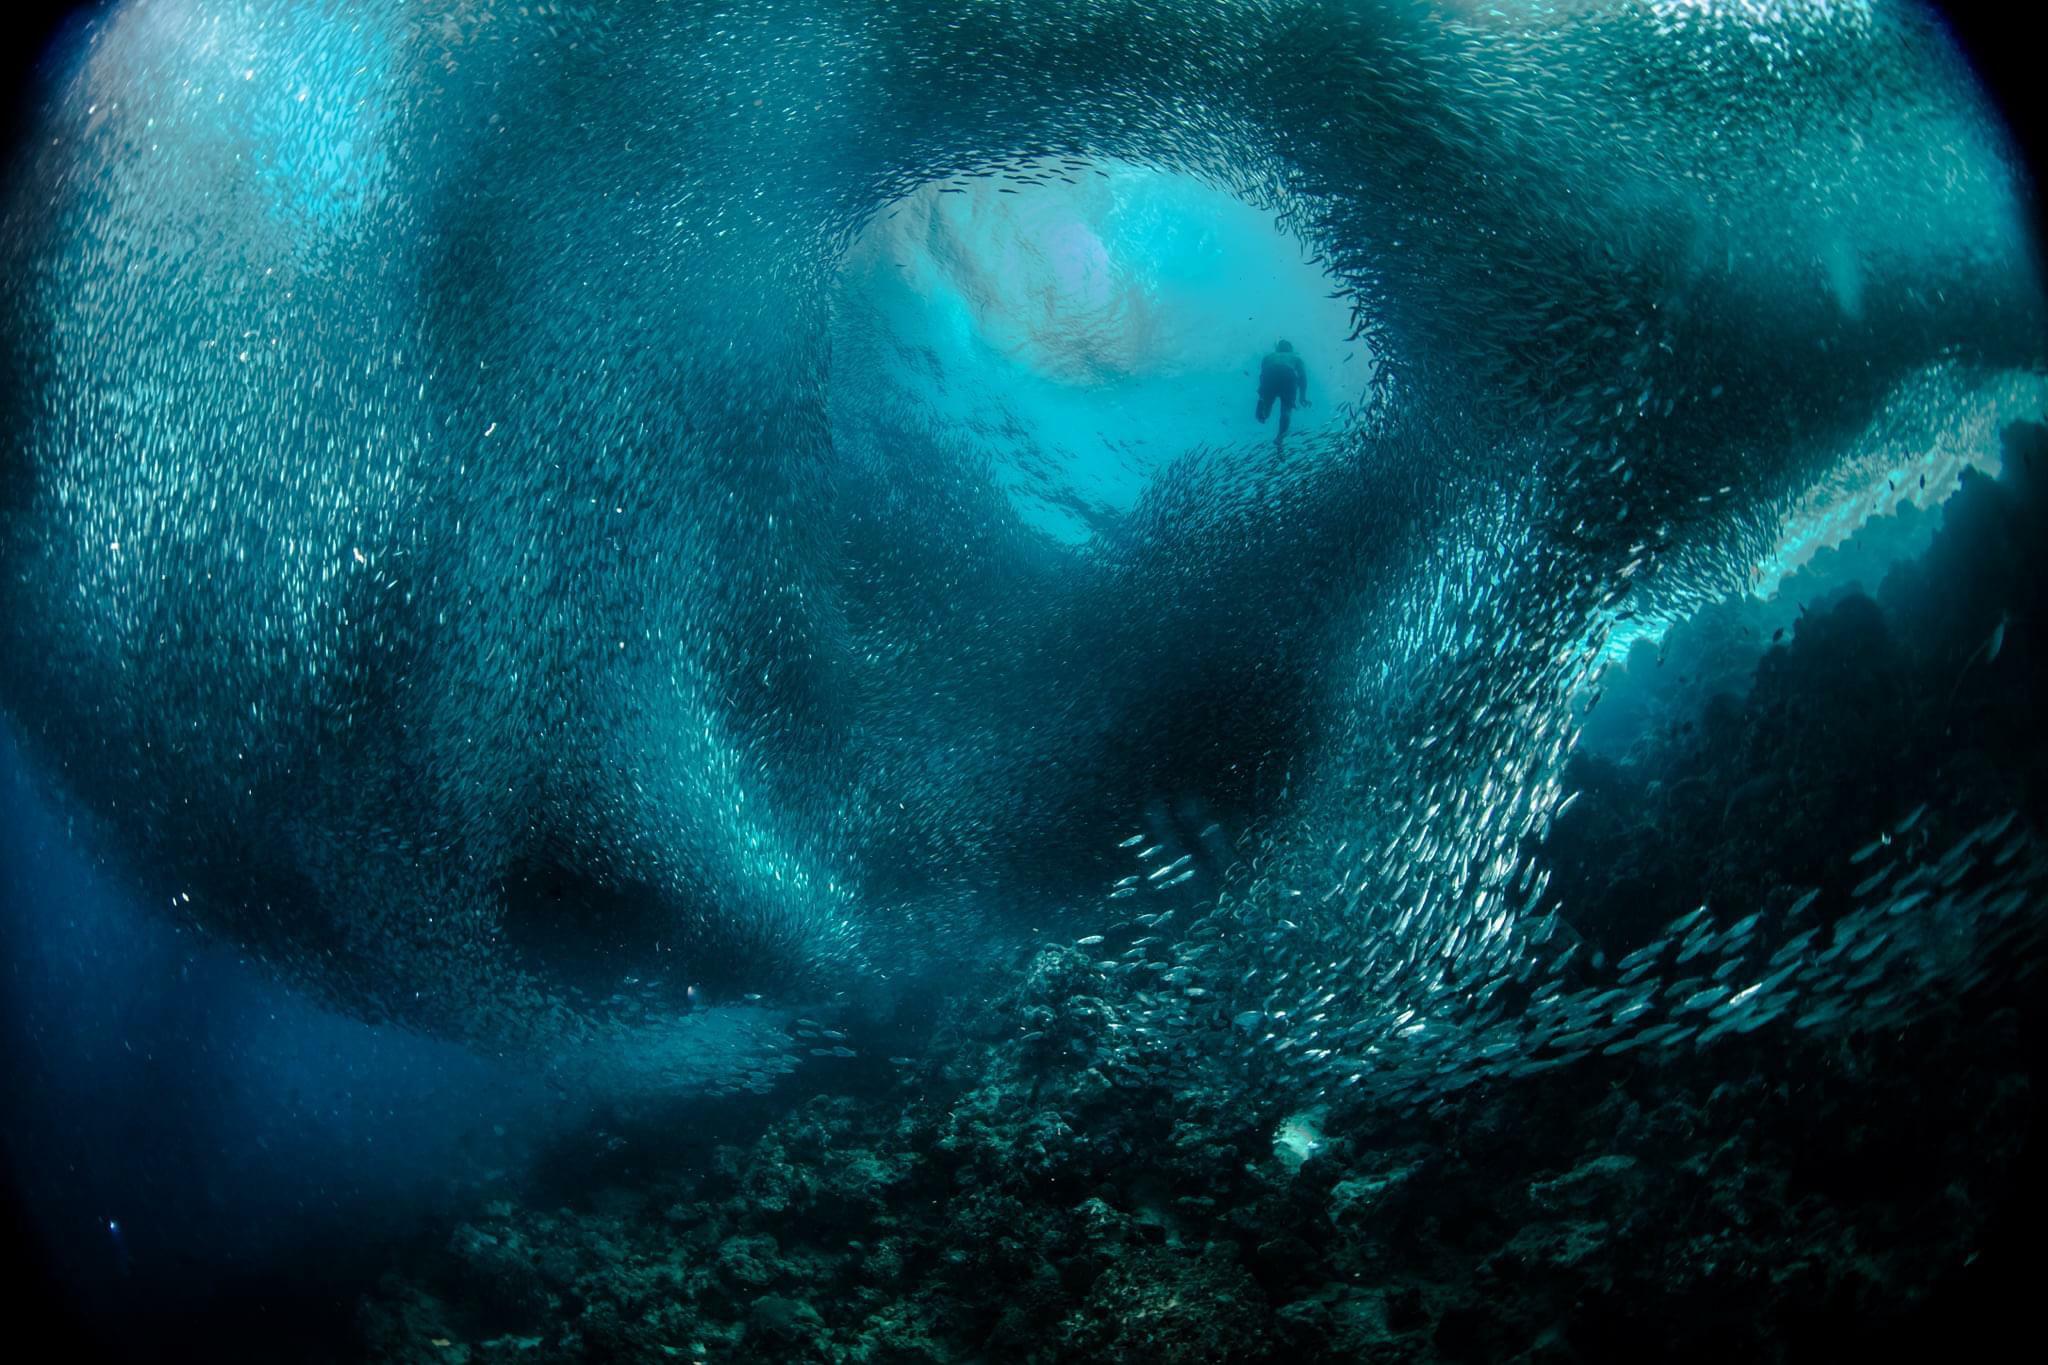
[359,954,2038,1365]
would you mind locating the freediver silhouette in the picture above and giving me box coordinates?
[1255,339,1309,445]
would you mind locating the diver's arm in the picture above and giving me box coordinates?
[1296,358,1310,404]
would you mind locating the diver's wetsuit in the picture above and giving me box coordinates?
[1256,348,1308,439]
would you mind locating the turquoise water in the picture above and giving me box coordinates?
[831,160,1370,541]
[0,2,2045,1357]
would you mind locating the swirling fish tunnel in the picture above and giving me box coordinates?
[0,0,2043,1102]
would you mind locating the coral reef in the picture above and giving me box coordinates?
[355,428,2048,1363]
[359,954,2038,1363]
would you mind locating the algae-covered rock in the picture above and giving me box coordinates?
[1526,1154,1644,1215]
[1060,1245,1274,1364]
[715,1232,784,1290]
[746,1293,824,1346]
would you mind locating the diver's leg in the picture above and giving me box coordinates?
[1256,392,1273,423]
[1276,395,1292,442]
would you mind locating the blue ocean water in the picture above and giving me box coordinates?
[1,1,2045,1359]
[0,725,567,1345]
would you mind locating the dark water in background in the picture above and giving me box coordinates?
[2,2,2047,1360]
[0,726,568,1354]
